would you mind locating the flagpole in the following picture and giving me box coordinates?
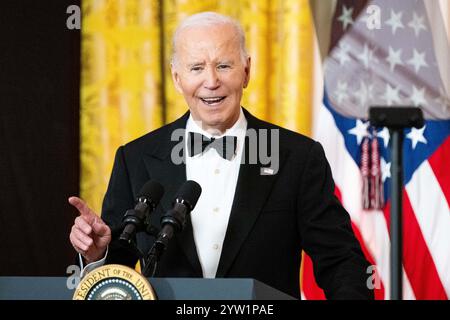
[369,106,424,300]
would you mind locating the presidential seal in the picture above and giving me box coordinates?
[73,264,156,300]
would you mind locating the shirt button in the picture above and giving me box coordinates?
[213,207,219,213]
[214,169,220,175]
[213,244,219,250]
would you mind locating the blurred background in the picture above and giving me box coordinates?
[0,0,448,300]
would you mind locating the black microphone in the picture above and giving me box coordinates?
[142,180,201,277]
[156,180,202,249]
[119,180,164,244]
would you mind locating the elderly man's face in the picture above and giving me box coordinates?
[171,23,250,134]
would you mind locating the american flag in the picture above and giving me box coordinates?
[302,0,450,299]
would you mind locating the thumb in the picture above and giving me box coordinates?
[92,217,110,237]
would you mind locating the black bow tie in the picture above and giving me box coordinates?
[187,132,237,160]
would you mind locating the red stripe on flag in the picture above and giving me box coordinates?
[383,201,391,234]
[301,253,326,300]
[383,196,447,299]
[383,194,447,299]
[401,192,447,299]
[428,137,450,205]
[334,185,343,203]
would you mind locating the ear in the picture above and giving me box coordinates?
[243,56,251,88]
[171,62,184,94]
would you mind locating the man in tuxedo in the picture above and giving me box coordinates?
[69,12,373,299]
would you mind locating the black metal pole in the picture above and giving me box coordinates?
[390,129,403,300]
[369,106,423,301]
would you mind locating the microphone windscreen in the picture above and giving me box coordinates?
[138,180,164,204]
[176,180,202,210]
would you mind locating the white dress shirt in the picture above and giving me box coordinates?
[80,108,247,279]
[186,108,247,278]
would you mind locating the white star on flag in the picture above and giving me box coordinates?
[385,9,405,35]
[408,12,427,37]
[334,80,349,104]
[348,119,369,145]
[386,46,404,72]
[357,44,378,69]
[354,81,375,108]
[378,127,390,148]
[335,43,351,65]
[406,125,427,149]
[410,85,427,107]
[381,83,401,106]
[338,5,354,30]
[407,49,428,73]
[380,158,391,182]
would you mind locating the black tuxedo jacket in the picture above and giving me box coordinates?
[102,108,373,299]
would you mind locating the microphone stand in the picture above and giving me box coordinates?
[141,200,191,277]
[369,106,424,300]
[113,208,179,277]
[141,237,165,277]
[112,224,146,261]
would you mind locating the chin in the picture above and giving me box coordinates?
[200,107,226,120]
[203,116,224,128]
[193,104,237,129]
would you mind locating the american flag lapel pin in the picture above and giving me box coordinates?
[261,167,275,175]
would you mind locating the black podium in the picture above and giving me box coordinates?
[0,277,295,300]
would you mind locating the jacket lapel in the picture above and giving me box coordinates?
[216,110,288,277]
[142,111,203,276]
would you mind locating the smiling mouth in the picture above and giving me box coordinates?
[200,96,226,105]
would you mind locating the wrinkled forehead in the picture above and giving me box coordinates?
[175,24,241,62]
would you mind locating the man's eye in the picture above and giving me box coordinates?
[190,66,203,72]
[217,64,230,70]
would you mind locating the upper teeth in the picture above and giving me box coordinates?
[202,97,223,102]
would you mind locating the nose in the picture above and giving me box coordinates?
[203,67,220,90]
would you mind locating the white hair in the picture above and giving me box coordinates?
[171,12,249,66]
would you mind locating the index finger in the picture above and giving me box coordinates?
[68,196,97,221]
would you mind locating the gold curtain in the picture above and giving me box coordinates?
[81,0,163,212]
[81,0,315,213]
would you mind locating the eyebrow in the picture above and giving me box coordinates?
[187,60,235,66]
[187,62,205,68]
[217,60,234,65]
